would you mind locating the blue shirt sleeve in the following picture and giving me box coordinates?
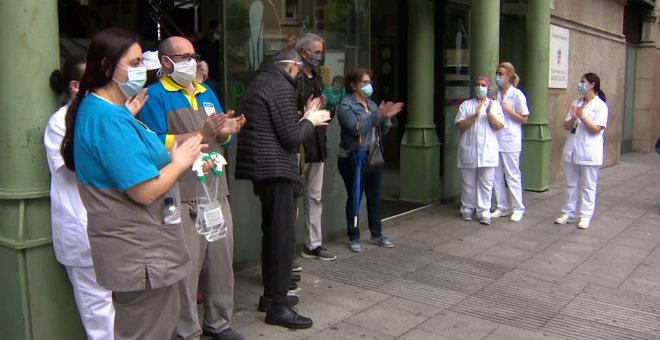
[139,85,168,143]
[95,115,162,192]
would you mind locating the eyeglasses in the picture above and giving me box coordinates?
[168,53,201,62]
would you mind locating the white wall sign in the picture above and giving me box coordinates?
[549,25,569,88]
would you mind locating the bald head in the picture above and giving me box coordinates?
[158,36,196,73]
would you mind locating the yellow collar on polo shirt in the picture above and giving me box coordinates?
[161,76,207,110]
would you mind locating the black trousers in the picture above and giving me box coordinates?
[253,179,295,307]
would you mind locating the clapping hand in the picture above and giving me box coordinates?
[217,110,246,136]
[171,134,208,169]
[379,101,404,118]
[305,95,325,112]
[569,104,583,119]
[125,88,149,117]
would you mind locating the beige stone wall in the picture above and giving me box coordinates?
[548,0,627,181]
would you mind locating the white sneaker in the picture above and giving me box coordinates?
[510,212,523,222]
[578,218,590,229]
[554,213,575,224]
[491,209,510,218]
[460,213,472,221]
[479,217,491,225]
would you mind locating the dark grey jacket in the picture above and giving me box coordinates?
[235,63,316,184]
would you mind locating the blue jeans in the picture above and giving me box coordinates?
[337,156,383,242]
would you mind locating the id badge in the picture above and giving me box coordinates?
[203,102,216,116]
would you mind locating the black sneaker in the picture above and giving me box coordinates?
[265,306,313,329]
[289,282,298,291]
[257,295,299,313]
[302,246,337,261]
[291,273,301,283]
[202,327,244,340]
[292,260,302,272]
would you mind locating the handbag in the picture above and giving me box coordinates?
[363,126,385,172]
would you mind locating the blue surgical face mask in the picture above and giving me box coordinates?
[495,75,506,88]
[474,85,488,99]
[361,83,373,98]
[114,65,146,98]
[578,82,589,95]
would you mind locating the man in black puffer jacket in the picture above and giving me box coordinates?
[235,49,330,330]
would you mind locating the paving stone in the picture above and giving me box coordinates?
[345,304,428,337]
[619,277,660,298]
[425,223,482,238]
[517,256,577,277]
[395,230,453,250]
[294,297,353,330]
[476,244,537,263]
[561,233,611,247]
[309,278,389,312]
[484,325,571,340]
[565,261,634,288]
[434,239,490,258]
[471,254,526,267]
[587,244,651,268]
[378,297,444,318]
[453,229,516,248]
[610,235,659,250]
[310,322,393,340]
[397,329,455,340]
[236,320,319,340]
[417,310,500,340]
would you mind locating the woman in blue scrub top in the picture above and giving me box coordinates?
[60,28,206,340]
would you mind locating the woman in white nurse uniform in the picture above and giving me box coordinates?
[555,73,608,229]
[491,62,530,222]
[45,56,115,340]
[456,76,505,225]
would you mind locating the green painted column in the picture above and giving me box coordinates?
[470,0,500,85]
[0,1,85,339]
[521,0,552,191]
[400,0,441,203]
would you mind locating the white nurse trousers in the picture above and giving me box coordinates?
[65,265,115,340]
[460,167,495,219]
[493,152,525,214]
[561,162,600,219]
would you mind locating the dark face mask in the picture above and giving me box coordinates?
[305,50,323,67]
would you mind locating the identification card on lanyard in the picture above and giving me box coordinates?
[202,102,216,116]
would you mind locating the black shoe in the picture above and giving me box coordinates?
[291,273,301,283]
[265,305,313,329]
[257,295,299,312]
[289,282,298,290]
[202,327,244,340]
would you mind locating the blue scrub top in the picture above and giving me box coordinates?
[74,93,171,192]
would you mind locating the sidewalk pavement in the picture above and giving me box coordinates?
[229,152,660,340]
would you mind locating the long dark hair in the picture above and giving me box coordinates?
[61,28,139,171]
[50,55,86,100]
[583,72,606,103]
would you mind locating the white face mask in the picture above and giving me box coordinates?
[166,56,197,87]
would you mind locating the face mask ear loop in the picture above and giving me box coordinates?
[164,56,177,75]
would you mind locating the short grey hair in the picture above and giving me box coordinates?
[294,33,325,52]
